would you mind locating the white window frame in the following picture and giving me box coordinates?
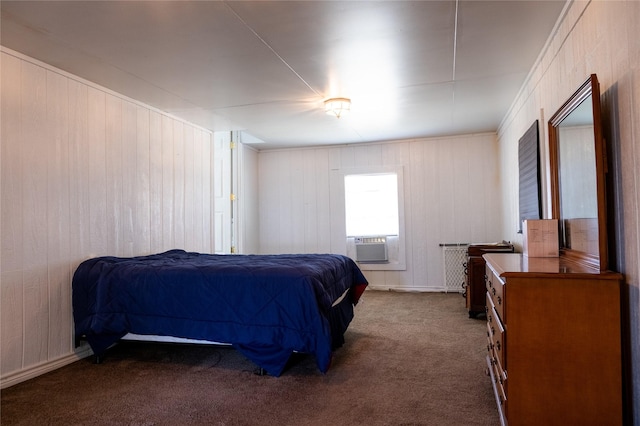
[339,165,406,271]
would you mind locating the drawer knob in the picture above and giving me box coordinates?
[497,296,502,305]
[496,341,501,351]
[491,326,495,335]
[492,287,496,295]
[488,279,492,288]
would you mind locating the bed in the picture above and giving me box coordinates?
[72,249,368,376]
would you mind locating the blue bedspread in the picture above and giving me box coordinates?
[72,250,368,376]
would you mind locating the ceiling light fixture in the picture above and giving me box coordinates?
[324,97,351,118]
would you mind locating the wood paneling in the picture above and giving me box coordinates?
[46,69,72,359]
[0,50,214,383]
[149,111,163,253]
[495,2,639,421]
[1,271,24,374]
[257,134,502,291]
[238,143,259,254]
[1,54,24,375]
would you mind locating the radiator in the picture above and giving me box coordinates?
[355,236,388,263]
[441,244,469,293]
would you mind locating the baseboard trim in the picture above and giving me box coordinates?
[1,347,93,389]
[366,285,449,292]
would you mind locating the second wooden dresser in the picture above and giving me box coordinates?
[483,253,623,426]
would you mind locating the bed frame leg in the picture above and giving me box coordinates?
[254,367,267,376]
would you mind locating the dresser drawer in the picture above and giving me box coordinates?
[493,358,507,420]
[486,355,507,426]
[486,294,506,370]
[485,264,505,322]
[486,325,502,372]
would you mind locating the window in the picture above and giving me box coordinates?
[344,173,399,237]
[331,165,405,271]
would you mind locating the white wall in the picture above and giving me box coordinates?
[238,143,259,254]
[496,1,640,422]
[0,48,215,387]
[257,134,503,291]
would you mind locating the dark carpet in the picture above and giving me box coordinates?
[1,290,499,425]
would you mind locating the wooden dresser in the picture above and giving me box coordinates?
[483,253,623,426]
[465,243,514,318]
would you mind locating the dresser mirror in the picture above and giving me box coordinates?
[548,74,608,270]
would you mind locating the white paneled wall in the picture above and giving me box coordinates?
[258,134,502,291]
[496,2,640,422]
[238,143,259,254]
[0,49,214,386]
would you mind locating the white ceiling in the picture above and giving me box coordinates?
[0,1,566,150]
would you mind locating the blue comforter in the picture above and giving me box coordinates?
[72,250,368,376]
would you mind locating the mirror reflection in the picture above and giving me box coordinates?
[556,95,599,256]
[549,74,607,270]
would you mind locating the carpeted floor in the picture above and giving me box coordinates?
[1,290,499,425]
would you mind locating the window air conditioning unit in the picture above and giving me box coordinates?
[354,236,388,263]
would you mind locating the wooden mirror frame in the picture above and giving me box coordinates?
[548,74,608,271]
